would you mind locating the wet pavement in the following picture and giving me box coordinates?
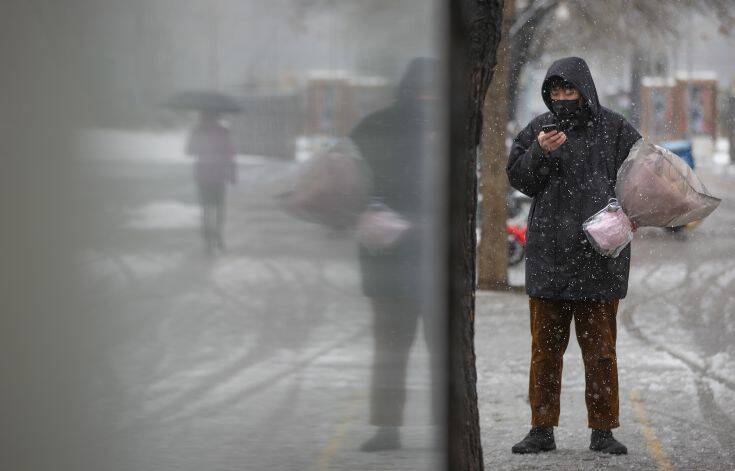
[63,131,441,470]
[23,129,734,470]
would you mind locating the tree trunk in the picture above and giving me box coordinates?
[477,0,514,290]
[448,0,504,469]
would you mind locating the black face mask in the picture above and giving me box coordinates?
[551,98,582,117]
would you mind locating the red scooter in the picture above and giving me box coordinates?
[507,223,527,266]
[506,191,530,266]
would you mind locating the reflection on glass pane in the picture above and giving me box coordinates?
[44,1,446,470]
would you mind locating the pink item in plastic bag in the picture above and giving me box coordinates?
[582,200,634,257]
[356,206,412,252]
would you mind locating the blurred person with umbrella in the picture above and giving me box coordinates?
[167,91,241,253]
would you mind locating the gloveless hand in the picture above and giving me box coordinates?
[538,130,566,154]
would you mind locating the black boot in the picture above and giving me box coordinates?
[511,426,556,454]
[360,426,401,452]
[590,429,627,455]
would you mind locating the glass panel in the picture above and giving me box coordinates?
[2,1,447,470]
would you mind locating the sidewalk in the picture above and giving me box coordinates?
[71,130,735,469]
[476,285,735,470]
[478,169,735,469]
[476,290,662,470]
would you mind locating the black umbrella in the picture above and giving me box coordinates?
[164,90,243,113]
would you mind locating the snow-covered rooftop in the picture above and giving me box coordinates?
[642,71,719,88]
[674,70,719,81]
[641,77,676,88]
[305,69,389,87]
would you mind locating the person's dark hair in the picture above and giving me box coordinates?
[543,76,576,95]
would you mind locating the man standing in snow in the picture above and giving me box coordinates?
[506,57,641,455]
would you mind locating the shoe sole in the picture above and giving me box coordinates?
[589,446,627,455]
[512,444,556,454]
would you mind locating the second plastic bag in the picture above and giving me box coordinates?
[582,198,634,257]
[616,139,721,227]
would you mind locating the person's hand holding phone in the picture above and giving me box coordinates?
[538,125,566,154]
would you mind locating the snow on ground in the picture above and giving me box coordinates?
[693,136,731,169]
[709,352,735,379]
[126,200,200,229]
[75,127,272,165]
[75,128,190,163]
[713,138,730,166]
[64,128,735,469]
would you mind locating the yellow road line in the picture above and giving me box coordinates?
[629,389,674,471]
[314,392,366,471]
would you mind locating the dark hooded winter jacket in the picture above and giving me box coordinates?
[507,57,641,300]
[350,58,437,298]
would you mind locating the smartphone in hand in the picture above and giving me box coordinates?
[541,123,558,133]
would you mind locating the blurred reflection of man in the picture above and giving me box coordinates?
[350,57,441,452]
[186,111,237,254]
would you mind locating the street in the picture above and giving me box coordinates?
[68,130,440,470]
[63,130,734,470]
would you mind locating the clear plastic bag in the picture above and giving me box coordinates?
[277,139,371,229]
[616,139,721,227]
[582,198,634,258]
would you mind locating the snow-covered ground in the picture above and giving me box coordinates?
[62,128,444,470]
[36,128,734,470]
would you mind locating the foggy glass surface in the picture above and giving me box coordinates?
[1,2,446,470]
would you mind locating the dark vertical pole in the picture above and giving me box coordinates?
[629,48,644,128]
[729,92,735,165]
[447,0,503,469]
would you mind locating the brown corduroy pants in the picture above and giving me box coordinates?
[528,297,620,429]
